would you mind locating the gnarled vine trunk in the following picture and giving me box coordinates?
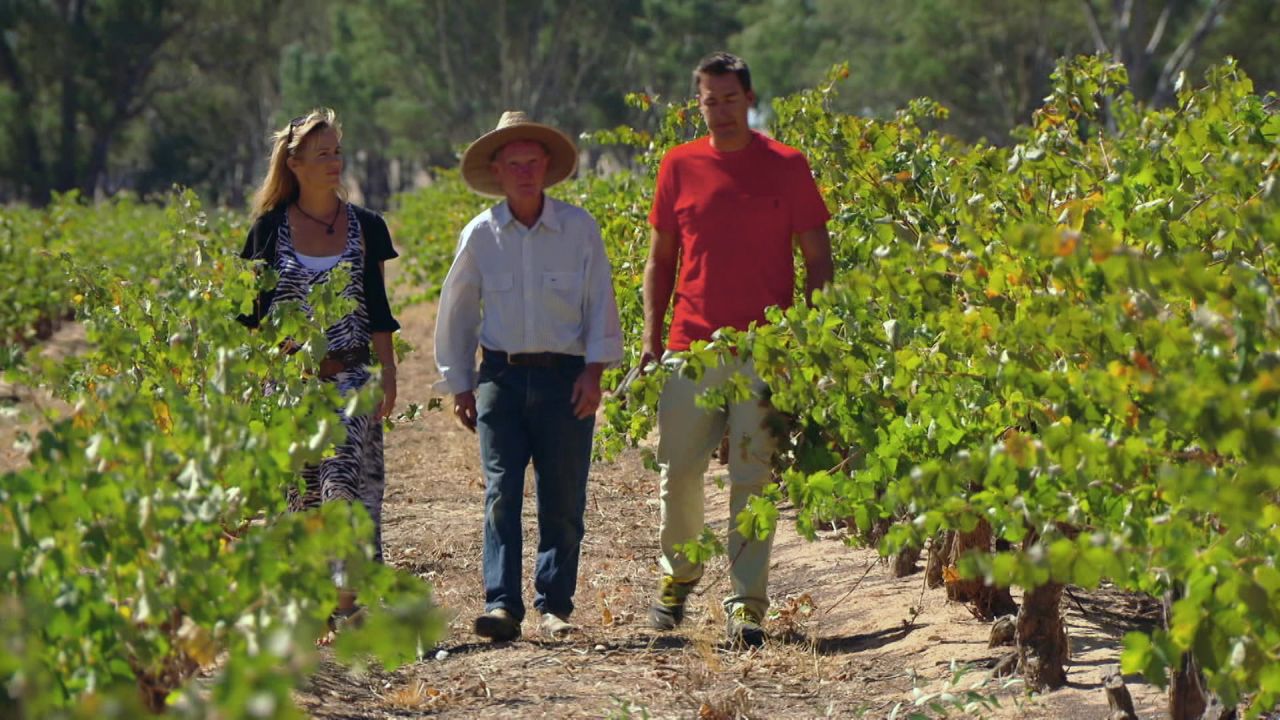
[1165,588,1237,720]
[925,531,949,588]
[1015,581,1068,691]
[944,520,1018,618]
[892,543,922,578]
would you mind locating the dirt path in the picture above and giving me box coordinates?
[295,298,1170,720]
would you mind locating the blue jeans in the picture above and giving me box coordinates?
[476,356,594,622]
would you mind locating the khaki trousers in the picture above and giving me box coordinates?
[657,356,777,618]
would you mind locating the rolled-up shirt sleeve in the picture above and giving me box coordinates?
[433,241,482,394]
[582,217,623,366]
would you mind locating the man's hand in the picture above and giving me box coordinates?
[378,368,397,420]
[570,364,605,420]
[796,225,834,304]
[639,333,665,373]
[453,390,478,432]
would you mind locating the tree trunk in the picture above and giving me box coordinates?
[56,0,87,193]
[360,150,391,211]
[1015,581,1068,691]
[945,520,1018,619]
[1152,0,1231,107]
[0,26,50,203]
[58,63,79,192]
[1080,0,1232,107]
[83,129,114,199]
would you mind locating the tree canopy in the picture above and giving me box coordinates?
[0,0,1274,208]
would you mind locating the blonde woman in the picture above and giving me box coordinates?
[239,108,399,635]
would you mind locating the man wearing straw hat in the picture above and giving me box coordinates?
[435,111,623,642]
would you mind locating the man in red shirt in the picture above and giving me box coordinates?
[644,51,833,647]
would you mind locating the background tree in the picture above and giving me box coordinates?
[1193,0,1278,91]
[0,0,189,202]
[0,0,320,205]
[733,0,1274,142]
[129,0,324,205]
[1078,0,1231,106]
[0,0,1274,206]
[273,0,741,207]
[735,0,1094,140]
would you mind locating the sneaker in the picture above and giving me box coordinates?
[726,606,766,648]
[539,612,578,639]
[473,608,521,642]
[648,575,697,630]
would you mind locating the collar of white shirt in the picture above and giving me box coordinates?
[491,196,562,233]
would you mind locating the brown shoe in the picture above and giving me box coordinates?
[473,608,521,642]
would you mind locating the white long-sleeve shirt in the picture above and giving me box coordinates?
[433,197,624,395]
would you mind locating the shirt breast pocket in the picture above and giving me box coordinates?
[542,271,583,316]
[740,194,791,245]
[743,194,786,218]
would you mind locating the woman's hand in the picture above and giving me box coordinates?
[379,367,397,420]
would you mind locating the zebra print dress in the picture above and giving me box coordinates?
[271,204,386,562]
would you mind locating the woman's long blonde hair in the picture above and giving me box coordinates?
[250,107,343,218]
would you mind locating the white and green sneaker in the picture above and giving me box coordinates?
[648,575,698,630]
[726,606,765,648]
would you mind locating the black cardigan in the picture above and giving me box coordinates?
[237,204,401,333]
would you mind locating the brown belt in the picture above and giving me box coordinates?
[319,345,372,378]
[482,347,582,368]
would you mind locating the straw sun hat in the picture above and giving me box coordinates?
[460,111,578,197]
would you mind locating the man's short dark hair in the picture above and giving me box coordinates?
[693,51,752,94]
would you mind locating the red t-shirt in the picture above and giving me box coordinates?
[649,131,831,351]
